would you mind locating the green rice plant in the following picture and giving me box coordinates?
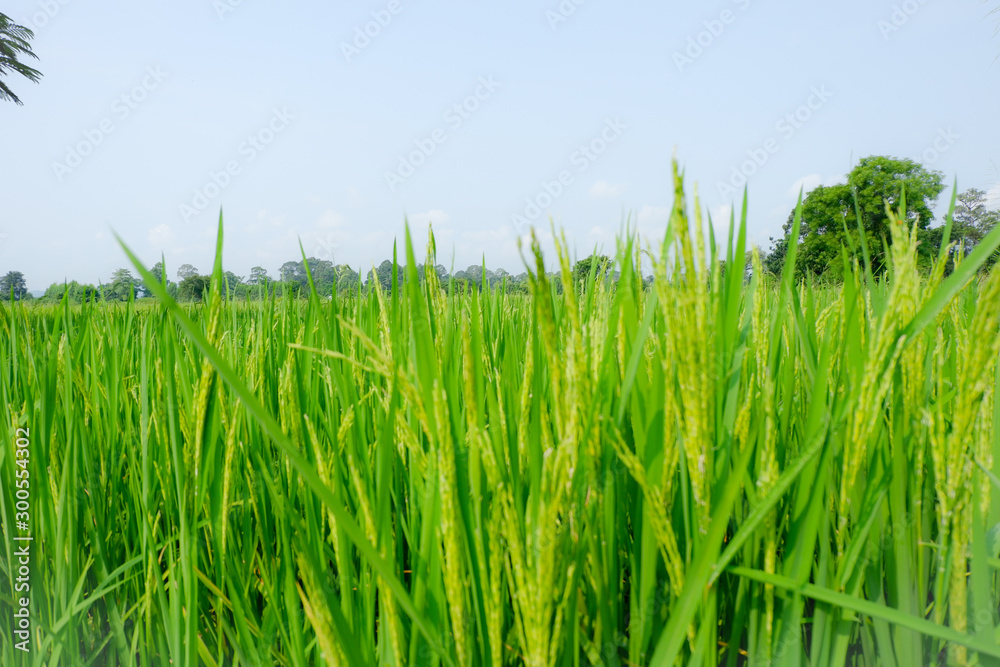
[0,165,999,666]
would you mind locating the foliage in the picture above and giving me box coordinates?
[954,188,1000,268]
[222,270,243,288]
[104,268,144,301]
[278,257,361,297]
[146,262,179,299]
[41,280,99,303]
[3,170,1000,665]
[0,13,42,105]
[247,265,270,285]
[366,258,402,293]
[572,253,613,287]
[177,274,210,302]
[777,156,945,278]
[0,270,28,300]
[176,263,199,281]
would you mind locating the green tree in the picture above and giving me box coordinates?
[0,13,42,106]
[248,266,270,285]
[332,264,360,293]
[780,156,945,277]
[572,254,614,286]
[42,280,99,303]
[144,262,180,299]
[150,262,167,284]
[302,258,335,295]
[453,265,484,290]
[106,268,143,301]
[761,237,787,276]
[177,264,199,281]
[0,270,28,300]
[178,275,210,302]
[952,188,1000,250]
[366,260,401,293]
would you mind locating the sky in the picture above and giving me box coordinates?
[2,0,999,290]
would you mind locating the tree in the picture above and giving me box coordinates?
[177,264,199,281]
[248,266,270,285]
[0,270,28,300]
[572,254,614,285]
[42,281,99,303]
[223,271,243,287]
[143,262,181,299]
[780,156,945,277]
[0,13,42,106]
[150,262,167,284]
[948,188,1000,271]
[178,275,210,302]
[848,155,942,234]
[106,268,143,301]
[366,260,401,293]
[953,188,1000,250]
[333,265,360,293]
[303,258,335,294]
[761,237,787,276]
[279,260,307,295]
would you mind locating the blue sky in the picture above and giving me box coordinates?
[3,0,999,289]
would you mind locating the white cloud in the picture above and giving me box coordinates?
[149,224,173,245]
[589,181,627,198]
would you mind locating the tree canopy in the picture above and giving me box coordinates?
[177,264,199,281]
[0,270,28,300]
[769,156,946,278]
[106,268,145,301]
[572,254,614,286]
[178,275,211,302]
[0,13,42,106]
[41,281,99,303]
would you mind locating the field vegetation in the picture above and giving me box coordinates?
[2,166,1000,665]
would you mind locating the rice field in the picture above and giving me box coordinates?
[2,168,1000,666]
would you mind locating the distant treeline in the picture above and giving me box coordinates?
[4,254,636,304]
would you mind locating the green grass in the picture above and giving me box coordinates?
[2,165,1000,666]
